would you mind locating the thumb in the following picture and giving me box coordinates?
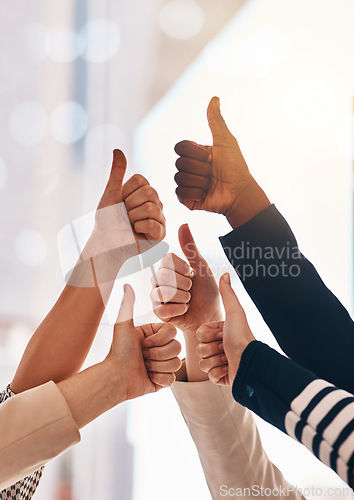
[111,149,127,187]
[116,283,135,325]
[178,223,204,268]
[219,273,243,319]
[207,96,234,143]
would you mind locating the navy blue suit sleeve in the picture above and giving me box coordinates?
[219,205,354,393]
[232,341,354,488]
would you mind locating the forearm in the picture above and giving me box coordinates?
[171,380,304,499]
[220,205,354,393]
[233,341,354,488]
[57,359,125,429]
[11,243,127,394]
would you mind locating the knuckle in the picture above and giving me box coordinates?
[144,201,155,215]
[132,174,148,187]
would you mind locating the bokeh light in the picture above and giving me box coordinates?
[50,101,88,144]
[46,26,80,62]
[159,0,205,40]
[79,19,120,63]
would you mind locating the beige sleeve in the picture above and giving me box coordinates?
[0,381,80,490]
[171,380,304,500]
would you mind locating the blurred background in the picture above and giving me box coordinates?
[0,0,353,499]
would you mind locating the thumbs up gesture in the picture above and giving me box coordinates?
[151,224,221,337]
[175,97,269,227]
[95,148,166,254]
[197,274,256,386]
[107,284,182,401]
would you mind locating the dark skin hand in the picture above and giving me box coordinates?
[174,97,270,228]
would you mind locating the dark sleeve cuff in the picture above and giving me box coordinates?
[232,341,318,433]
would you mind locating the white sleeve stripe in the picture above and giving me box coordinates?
[338,431,354,462]
[323,405,354,445]
[307,392,354,430]
[290,380,333,413]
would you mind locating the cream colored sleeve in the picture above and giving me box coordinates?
[171,380,304,500]
[0,381,80,490]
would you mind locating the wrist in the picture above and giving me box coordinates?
[101,359,128,406]
[225,178,270,229]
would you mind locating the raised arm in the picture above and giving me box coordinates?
[11,149,166,394]
[0,284,181,491]
[198,275,354,489]
[151,226,304,499]
[174,97,354,393]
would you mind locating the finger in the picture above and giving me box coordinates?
[148,372,175,387]
[122,174,149,200]
[152,268,192,291]
[152,303,189,322]
[199,353,227,373]
[116,283,135,325]
[174,140,212,162]
[143,322,177,347]
[175,186,206,203]
[207,97,235,143]
[208,365,229,385]
[219,273,244,319]
[197,340,224,359]
[178,223,204,267]
[124,185,161,212]
[175,156,212,177]
[145,357,182,374]
[143,339,181,361]
[98,150,127,208]
[158,254,193,277]
[151,286,191,305]
[196,322,224,343]
[134,218,165,240]
[128,202,164,225]
[174,171,210,192]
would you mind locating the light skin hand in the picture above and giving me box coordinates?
[11,149,166,394]
[174,97,270,228]
[59,284,182,429]
[151,224,222,381]
[197,273,256,386]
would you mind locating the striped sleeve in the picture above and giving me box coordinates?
[232,341,354,489]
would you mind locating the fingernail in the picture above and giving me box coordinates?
[144,340,153,348]
[216,97,220,109]
[123,284,128,293]
[222,273,231,284]
[216,331,223,339]
[207,153,212,163]
[220,355,227,362]
[218,342,224,351]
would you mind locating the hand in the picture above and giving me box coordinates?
[151,224,221,337]
[94,148,166,255]
[72,149,166,286]
[174,97,270,227]
[106,284,182,401]
[197,273,256,386]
